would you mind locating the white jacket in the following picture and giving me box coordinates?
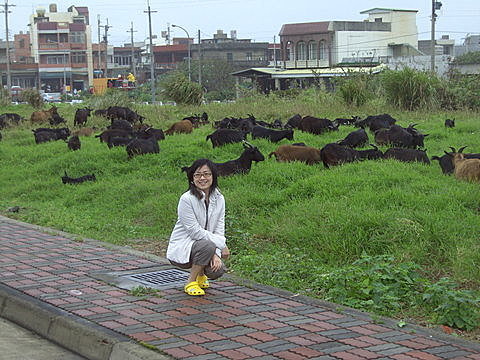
[166,188,226,264]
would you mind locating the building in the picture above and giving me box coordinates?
[191,30,270,68]
[418,35,454,56]
[234,8,423,92]
[29,4,93,92]
[454,34,480,57]
[279,8,420,69]
[0,36,38,89]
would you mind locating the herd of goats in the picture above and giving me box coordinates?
[0,105,479,184]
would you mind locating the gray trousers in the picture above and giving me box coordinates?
[169,239,227,280]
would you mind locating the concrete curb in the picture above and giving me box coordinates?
[0,284,171,360]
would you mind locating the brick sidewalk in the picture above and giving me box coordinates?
[0,216,479,360]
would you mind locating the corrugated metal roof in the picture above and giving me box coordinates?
[279,22,330,36]
[232,64,388,78]
[360,8,418,14]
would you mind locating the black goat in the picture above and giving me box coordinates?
[383,148,430,164]
[49,112,66,126]
[109,119,133,132]
[214,142,265,176]
[67,135,81,151]
[108,136,133,148]
[251,126,294,142]
[96,129,132,143]
[375,124,428,149]
[298,116,338,135]
[355,113,397,132]
[126,137,159,158]
[320,143,383,168]
[206,129,247,148]
[74,108,93,126]
[337,128,368,148]
[33,127,70,144]
[445,118,455,128]
[62,171,96,184]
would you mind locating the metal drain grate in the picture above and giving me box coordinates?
[121,269,190,289]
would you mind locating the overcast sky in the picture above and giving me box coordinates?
[5,0,480,46]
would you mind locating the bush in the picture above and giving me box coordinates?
[423,278,480,331]
[338,74,372,107]
[85,88,133,109]
[21,88,44,108]
[0,88,11,106]
[381,68,440,110]
[161,72,203,105]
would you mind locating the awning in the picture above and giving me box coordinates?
[39,72,72,79]
[232,64,388,79]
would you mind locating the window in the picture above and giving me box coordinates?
[70,32,85,43]
[19,39,25,48]
[46,55,67,64]
[296,41,306,60]
[71,52,86,63]
[319,41,326,60]
[226,52,233,61]
[308,41,317,60]
[246,52,252,61]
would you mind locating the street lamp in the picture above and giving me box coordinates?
[171,24,191,81]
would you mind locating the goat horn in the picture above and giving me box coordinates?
[458,146,467,153]
[449,146,456,153]
[243,141,253,148]
[370,144,378,150]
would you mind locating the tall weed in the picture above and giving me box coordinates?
[381,68,440,110]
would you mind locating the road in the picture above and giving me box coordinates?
[0,317,86,360]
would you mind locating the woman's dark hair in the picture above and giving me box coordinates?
[186,158,219,199]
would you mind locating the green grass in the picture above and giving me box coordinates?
[1,94,479,331]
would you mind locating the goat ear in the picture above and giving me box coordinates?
[444,151,453,157]
[423,134,429,137]
[431,156,440,161]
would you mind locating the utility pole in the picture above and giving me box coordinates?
[198,30,202,88]
[127,22,137,77]
[144,0,157,104]
[1,0,15,91]
[430,0,442,73]
[171,24,190,81]
[101,19,111,78]
[97,15,101,77]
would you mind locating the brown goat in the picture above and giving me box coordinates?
[30,106,58,124]
[268,144,321,165]
[165,120,193,135]
[72,127,96,137]
[449,147,480,182]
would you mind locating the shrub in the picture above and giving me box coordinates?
[313,255,424,314]
[21,88,44,108]
[423,278,480,331]
[85,88,133,109]
[161,72,203,105]
[338,73,372,107]
[0,88,11,106]
[381,68,440,110]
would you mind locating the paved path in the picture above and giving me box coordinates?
[0,215,479,360]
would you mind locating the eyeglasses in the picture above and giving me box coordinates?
[193,172,212,179]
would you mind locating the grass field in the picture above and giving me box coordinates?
[0,91,479,334]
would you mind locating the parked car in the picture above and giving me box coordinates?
[41,92,62,103]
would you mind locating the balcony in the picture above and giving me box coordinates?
[283,59,329,69]
[38,43,70,51]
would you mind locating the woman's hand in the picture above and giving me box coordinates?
[210,254,222,271]
[221,246,230,259]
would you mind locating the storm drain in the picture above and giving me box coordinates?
[121,268,189,289]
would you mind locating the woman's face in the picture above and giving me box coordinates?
[192,165,213,193]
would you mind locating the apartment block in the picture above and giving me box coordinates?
[29,3,93,92]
